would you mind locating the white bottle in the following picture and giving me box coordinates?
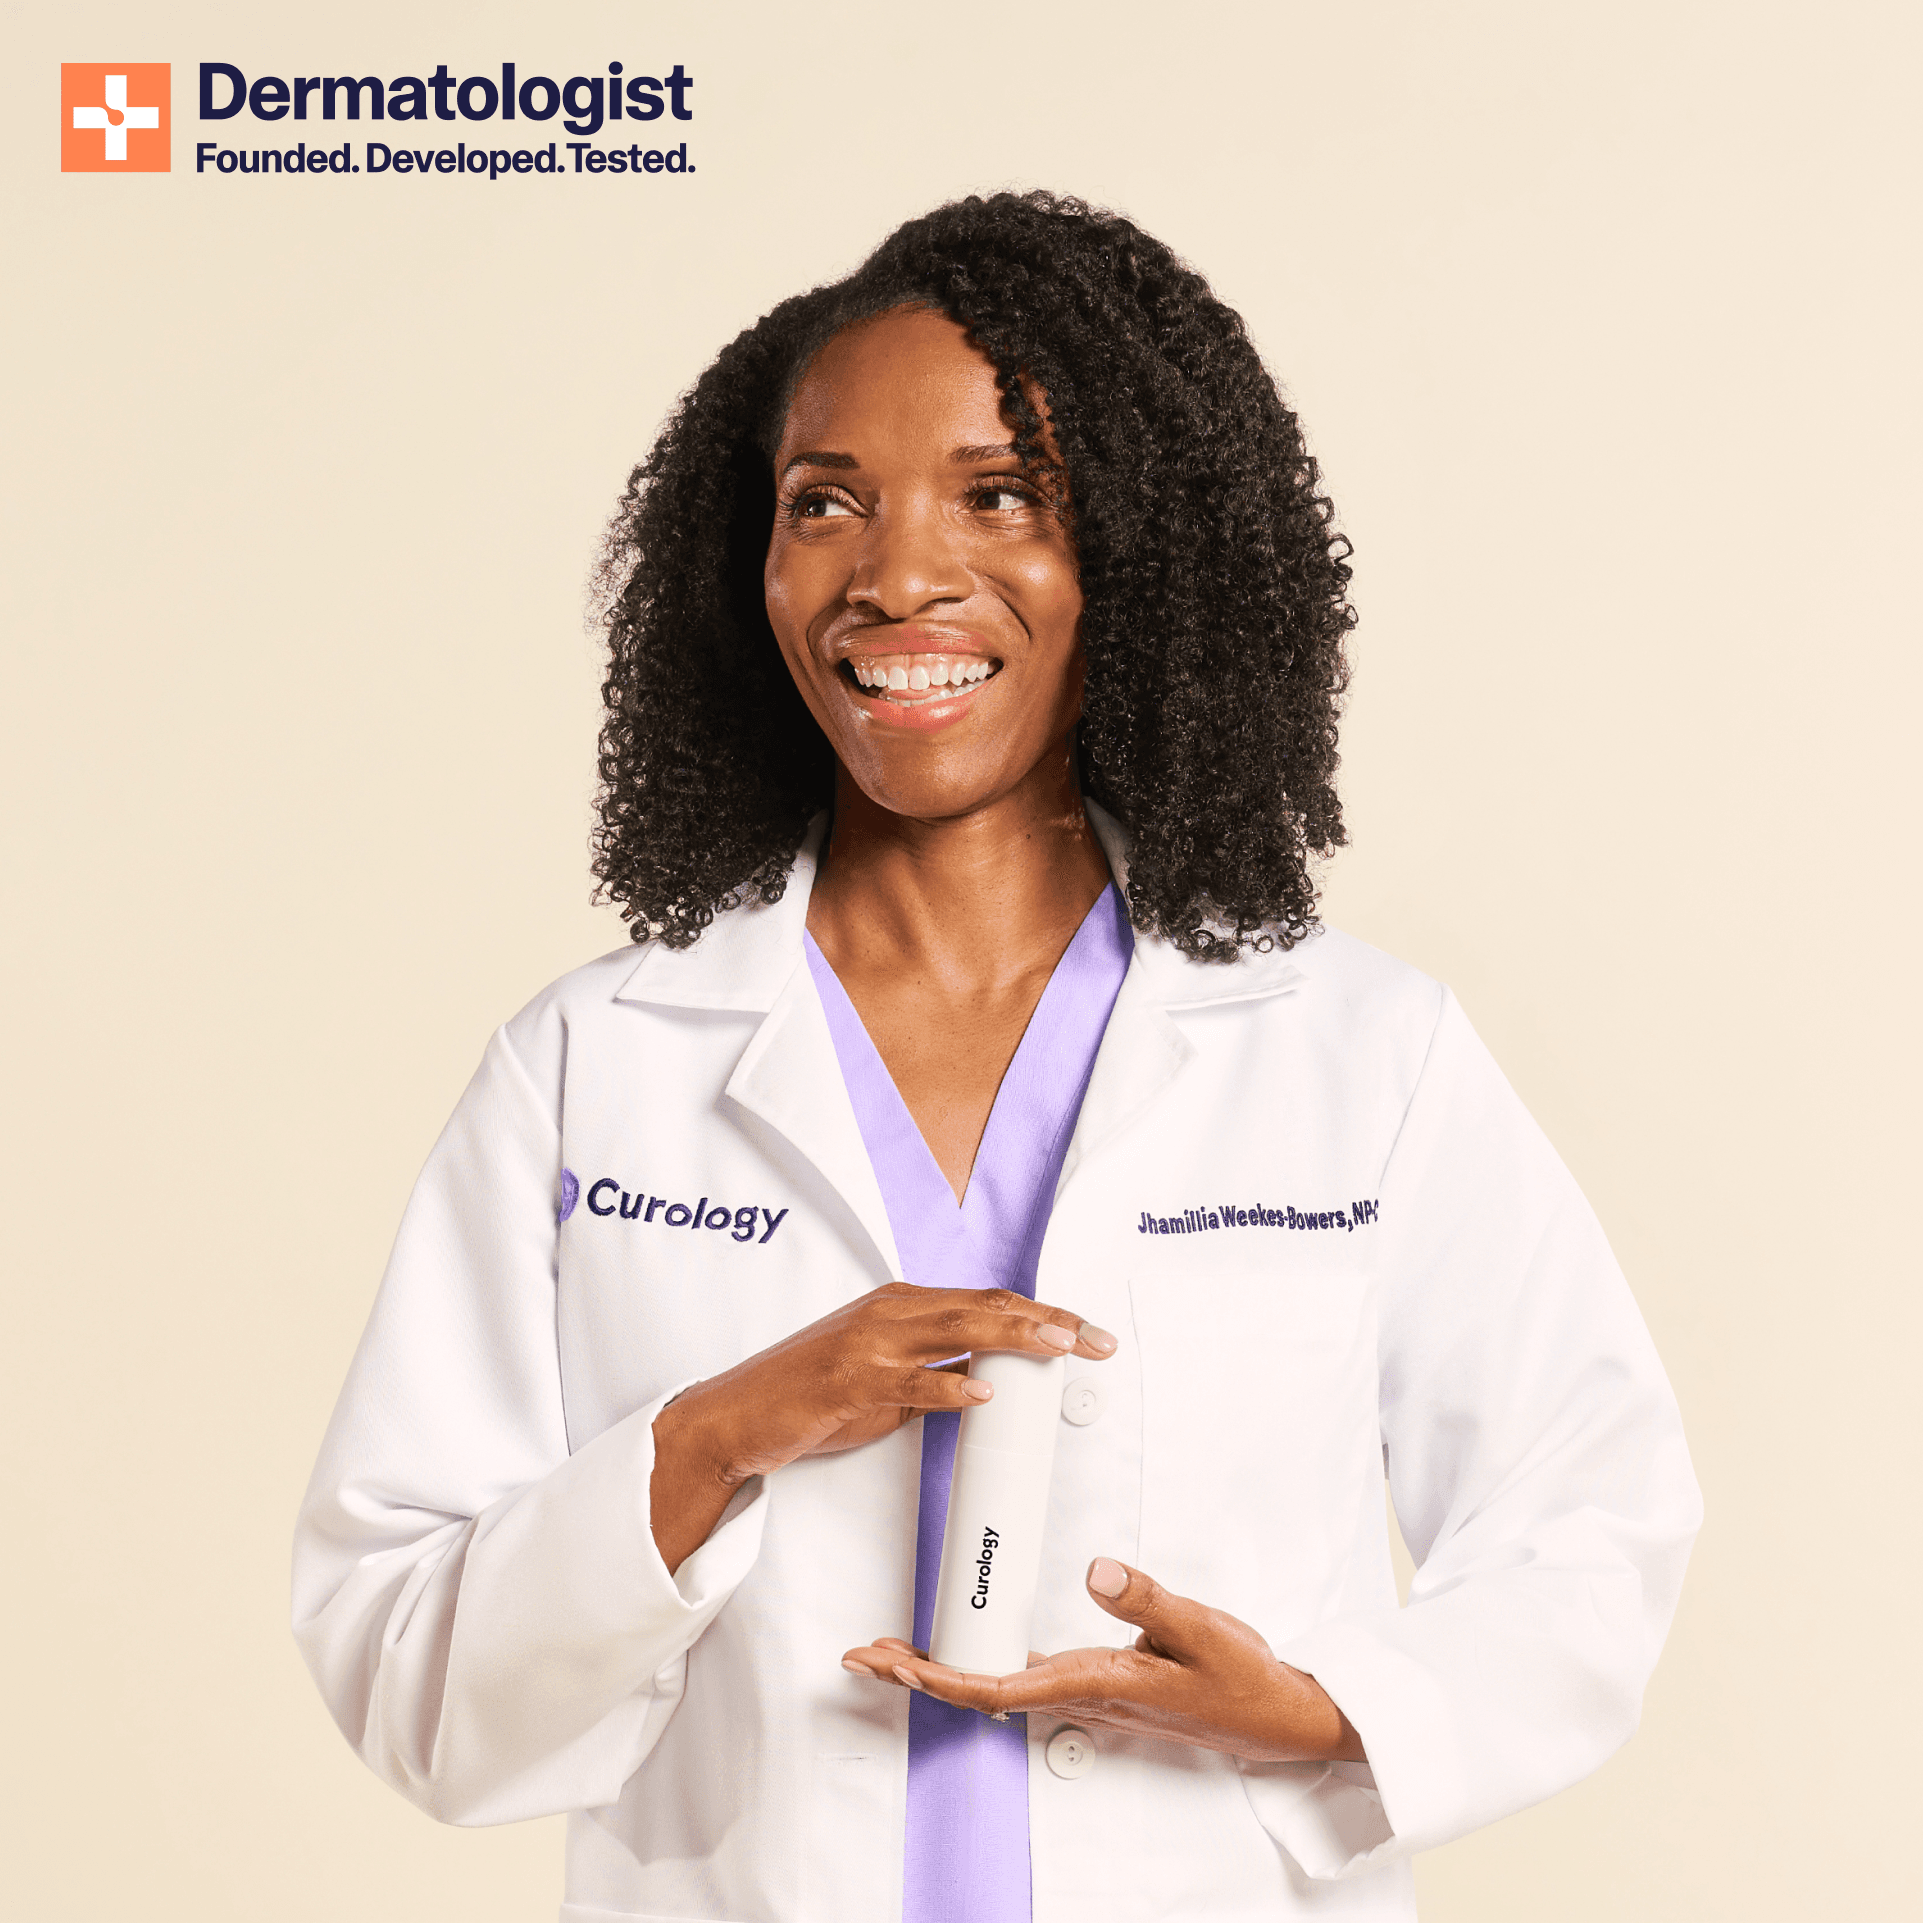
[928,1349,1065,1675]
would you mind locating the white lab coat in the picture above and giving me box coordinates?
[293,807,1700,1923]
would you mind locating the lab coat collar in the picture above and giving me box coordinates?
[611,814,829,1015]
[610,800,1308,1017]
[1079,800,1309,1012]
[607,802,1307,1266]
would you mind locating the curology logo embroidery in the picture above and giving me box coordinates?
[561,1168,790,1245]
[62,65,171,172]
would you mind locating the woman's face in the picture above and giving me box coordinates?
[765,306,1085,823]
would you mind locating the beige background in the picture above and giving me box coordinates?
[4,0,1916,1915]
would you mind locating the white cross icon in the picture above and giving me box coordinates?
[72,73,160,162]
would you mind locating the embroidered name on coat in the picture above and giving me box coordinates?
[1137,1198,1380,1236]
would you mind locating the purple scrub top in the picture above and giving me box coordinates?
[805,882,1134,1923]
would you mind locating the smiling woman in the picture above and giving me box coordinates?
[591,191,1353,963]
[766,309,1088,797]
[293,192,1699,1923]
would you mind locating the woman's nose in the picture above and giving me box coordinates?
[845,501,970,618]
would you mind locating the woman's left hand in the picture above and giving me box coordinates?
[843,1557,1367,1765]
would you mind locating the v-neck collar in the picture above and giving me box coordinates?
[626,802,1308,1287]
[803,884,1133,1297]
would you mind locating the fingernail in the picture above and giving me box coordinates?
[842,1658,875,1675]
[963,1380,993,1401]
[1036,1324,1075,1352]
[1087,1557,1128,1598]
[1079,1323,1117,1355]
[891,1665,923,1691]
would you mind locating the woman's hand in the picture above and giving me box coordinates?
[842,1557,1365,1765]
[649,1283,1114,1573]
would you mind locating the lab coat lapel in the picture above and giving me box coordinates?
[724,961,905,1283]
[1057,799,1309,1192]
[613,815,903,1282]
[1053,950,1197,1193]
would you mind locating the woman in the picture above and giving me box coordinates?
[294,192,1699,1923]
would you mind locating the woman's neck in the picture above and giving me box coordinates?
[804,742,1112,993]
[804,740,1116,1201]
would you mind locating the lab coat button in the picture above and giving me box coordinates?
[1061,1378,1104,1426]
[1045,1725,1096,1779]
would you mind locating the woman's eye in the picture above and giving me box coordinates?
[794,492,858,519]
[972,483,1033,512]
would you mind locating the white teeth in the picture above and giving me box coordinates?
[847,656,999,697]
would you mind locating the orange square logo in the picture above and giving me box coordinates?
[62,64,171,172]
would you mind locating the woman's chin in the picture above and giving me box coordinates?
[836,767,1025,827]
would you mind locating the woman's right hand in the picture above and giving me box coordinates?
[649,1283,1115,1572]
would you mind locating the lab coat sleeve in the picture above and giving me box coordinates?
[1246,988,1701,1877]
[291,1023,768,1826]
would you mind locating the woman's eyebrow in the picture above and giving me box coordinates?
[780,443,1034,475]
[780,450,860,475]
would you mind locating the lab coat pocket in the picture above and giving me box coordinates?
[1128,1269,1378,1639]
[802,1749,899,1923]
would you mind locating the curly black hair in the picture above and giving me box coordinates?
[592,190,1353,960]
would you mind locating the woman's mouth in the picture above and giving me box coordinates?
[840,653,1003,707]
